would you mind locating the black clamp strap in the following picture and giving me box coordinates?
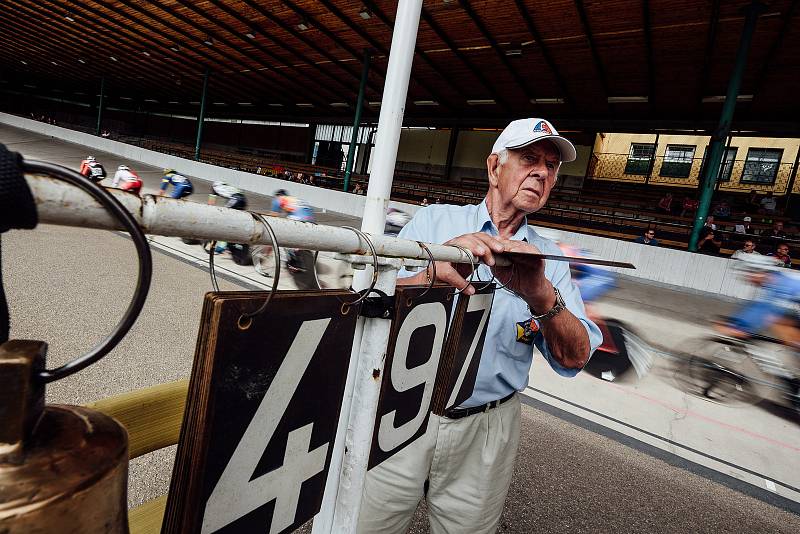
[0,144,38,346]
[358,289,395,320]
[0,143,37,233]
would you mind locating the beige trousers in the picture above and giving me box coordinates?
[357,395,521,534]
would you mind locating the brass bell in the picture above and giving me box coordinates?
[0,340,129,533]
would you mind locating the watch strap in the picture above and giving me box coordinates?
[529,288,565,323]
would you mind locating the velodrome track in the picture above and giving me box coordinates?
[2,123,799,531]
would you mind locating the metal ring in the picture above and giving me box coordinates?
[494,263,516,291]
[23,159,153,384]
[238,213,281,328]
[450,244,477,296]
[207,240,221,292]
[341,226,379,310]
[409,241,436,303]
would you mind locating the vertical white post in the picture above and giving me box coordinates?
[313,1,423,532]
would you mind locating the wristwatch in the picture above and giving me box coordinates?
[528,288,565,323]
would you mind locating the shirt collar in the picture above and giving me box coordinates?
[476,199,529,241]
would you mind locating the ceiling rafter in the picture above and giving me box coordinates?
[420,7,512,111]
[642,0,655,108]
[751,0,799,106]
[457,0,533,102]
[132,0,328,107]
[57,0,259,104]
[512,0,575,107]
[0,2,181,103]
[237,0,383,97]
[696,0,722,112]
[360,0,463,99]
[203,0,358,102]
[573,0,611,99]
[313,0,450,106]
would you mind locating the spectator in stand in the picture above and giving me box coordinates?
[746,190,761,211]
[735,216,755,234]
[657,192,674,214]
[680,196,699,217]
[420,197,429,207]
[760,191,778,214]
[699,215,718,243]
[699,230,724,256]
[762,220,787,239]
[634,229,659,246]
[732,239,761,259]
[352,182,365,195]
[768,242,793,268]
[712,199,731,220]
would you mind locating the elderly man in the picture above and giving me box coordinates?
[358,118,601,533]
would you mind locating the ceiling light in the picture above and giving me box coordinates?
[190,101,200,105]
[607,96,648,103]
[168,101,179,104]
[170,45,180,52]
[110,56,118,62]
[245,31,256,39]
[51,61,58,65]
[24,84,36,89]
[78,59,86,64]
[213,102,227,105]
[204,37,214,46]
[330,102,349,107]
[145,98,159,103]
[120,96,133,100]
[20,60,27,65]
[296,21,310,31]
[359,7,372,19]
[142,50,151,57]
[413,100,439,106]
[467,99,495,105]
[531,97,565,104]
[65,16,75,22]
[268,103,284,107]
[505,43,522,56]
[296,103,314,108]
[238,102,254,106]
[368,101,381,106]
[702,94,754,103]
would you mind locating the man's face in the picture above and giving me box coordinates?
[775,222,784,231]
[489,141,560,213]
[743,241,756,252]
[778,244,789,256]
[645,230,655,240]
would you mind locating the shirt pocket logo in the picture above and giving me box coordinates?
[515,318,539,345]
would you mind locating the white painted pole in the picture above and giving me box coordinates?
[317,2,424,532]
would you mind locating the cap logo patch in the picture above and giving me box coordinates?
[533,120,552,134]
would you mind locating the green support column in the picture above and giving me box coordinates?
[194,69,210,162]
[95,76,105,136]
[343,49,371,192]
[689,1,765,250]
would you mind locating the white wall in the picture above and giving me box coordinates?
[0,112,420,219]
[2,113,755,300]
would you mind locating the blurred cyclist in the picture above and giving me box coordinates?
[271,189,315,222]
[160,169,193,199]
[212,181,247,210]
[111,165,143,195]
[80,156,107,183]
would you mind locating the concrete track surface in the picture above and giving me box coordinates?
[2,124,800,532]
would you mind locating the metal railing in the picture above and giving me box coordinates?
[588,152,797,194]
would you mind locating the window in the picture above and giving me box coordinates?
[741,148,783,184]
[700,147,737,182]
[659,145,696,178]
[624,143,655,175]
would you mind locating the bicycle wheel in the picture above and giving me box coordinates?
[686,356,754,405]
[251,245,278,278]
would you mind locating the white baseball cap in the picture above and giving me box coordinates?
[491,118,577,162]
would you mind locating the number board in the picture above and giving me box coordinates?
[368,286,454,469]
[430,285,495,415]
[162,290,359,534]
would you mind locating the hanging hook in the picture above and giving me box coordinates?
[341,226,379,313]
[237,213,281,329]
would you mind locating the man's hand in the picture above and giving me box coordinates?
[398,232,504,295]
[491,240,556,314]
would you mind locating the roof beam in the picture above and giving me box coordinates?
[696,0,721,112]
[751,0,799,106]
[59,0,259,103]
[457,0,533,103]
[642,0,655,108]
[512,0,575,107]
[127,0,327,107]
[573,0,611,98]
[237,0,383,97]
[203,0,358,103]
[360,0,460,97]
[314,0,450,106]
[420,7,512,111]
